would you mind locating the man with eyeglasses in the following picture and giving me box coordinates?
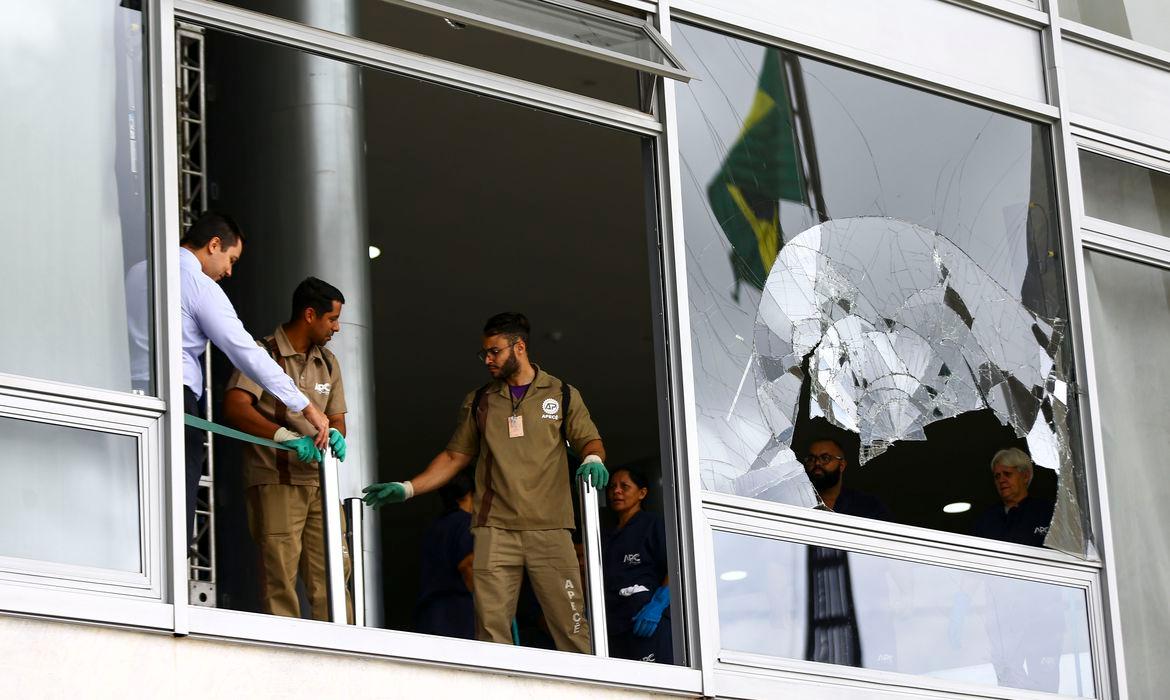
[363,312,607,653]
[802,437,892,521]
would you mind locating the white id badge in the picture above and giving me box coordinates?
[508,414,524,438]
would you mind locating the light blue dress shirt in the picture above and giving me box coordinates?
[179,248,308,411]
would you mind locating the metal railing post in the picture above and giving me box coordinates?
[578,476,609,657]
[344,497,366,626]
[319,448,348,624]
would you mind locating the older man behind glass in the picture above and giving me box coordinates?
[973,448,1054,547]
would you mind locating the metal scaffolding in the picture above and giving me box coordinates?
[177,22,216,607]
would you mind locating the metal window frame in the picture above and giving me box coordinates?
[157,0,699,688]
[376,0,694,81]
[0,388,164,599]
[174,0,661,135]
[656,6,1125,699]
[702,507,1111,700]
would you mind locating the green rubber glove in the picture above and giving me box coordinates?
[362,481,412,508]
[575,455,609,488]
[281,435,322,464]
[328,428,347,461]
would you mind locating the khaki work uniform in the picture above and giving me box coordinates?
[446,366,601,653]
[225,325,352,622]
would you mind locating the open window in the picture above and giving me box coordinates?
[176,15,686,667]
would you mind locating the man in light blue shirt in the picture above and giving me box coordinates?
[178,212,330,542]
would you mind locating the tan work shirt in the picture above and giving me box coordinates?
[225,325,346,488]
[446,366,601,531]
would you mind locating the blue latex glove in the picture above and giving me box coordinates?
[362,481,408,508]
[575,457,609,489]
[281,435,323,464]
[632,585,670,638]
[328,428,347,461]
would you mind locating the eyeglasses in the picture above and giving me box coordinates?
[476,342,517,362]
[801,452,843,466]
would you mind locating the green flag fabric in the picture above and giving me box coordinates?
[707,48,806,299]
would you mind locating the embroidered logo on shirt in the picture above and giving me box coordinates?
[315,382,332,395]
[1034,525,1049,535]
[623,553,641,565]
[541,398,560,420]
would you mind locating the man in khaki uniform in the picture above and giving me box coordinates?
[363,312,609,653]
[223,277,352,622]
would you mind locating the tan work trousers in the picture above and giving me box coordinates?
[246,484,353,623]
[472,526,590,653]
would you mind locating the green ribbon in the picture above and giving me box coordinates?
[184,413,291,451]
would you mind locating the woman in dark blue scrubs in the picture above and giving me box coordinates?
[602,468,672,664]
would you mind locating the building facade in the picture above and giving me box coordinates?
[2,0,1169,698]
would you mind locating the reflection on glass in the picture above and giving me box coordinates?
[672,22,1087,552]
[1079,151,1170,238]
[1085,252,1170,700]
[0,1,152,394]
[0,416,141,572]
[714,531,1095,697]
[1059,0,1170,54]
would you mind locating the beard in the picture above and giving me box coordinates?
[495,352,521,381]
[808,467,841,491]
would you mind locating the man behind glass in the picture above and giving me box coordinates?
[363,312,609,653]
[802,437,893,521]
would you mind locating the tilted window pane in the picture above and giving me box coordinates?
[0,1,153,395]
[216,0,659,108]
[1059,0,1170,54]
[673,22,1090,556]
[0,416,141,572]
[1084,252,1170,700]
[1079,150,1170,238]
[714,531,1096,697]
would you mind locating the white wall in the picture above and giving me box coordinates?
[0,616,672,699]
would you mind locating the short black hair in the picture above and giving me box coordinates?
[806,436,846,457]
[290,277,345,322]
[182,211,244,249]
[613,467,650,491]
[439,472,474,512]
[483,312,530,344]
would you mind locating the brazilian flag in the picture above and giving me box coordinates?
[707,48,806,300]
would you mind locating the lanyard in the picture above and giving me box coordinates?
[508,369,539,415]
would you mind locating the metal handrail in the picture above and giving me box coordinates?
[577,476,608,657]
[319,448,348,624]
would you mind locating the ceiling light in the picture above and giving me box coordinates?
[943,502,971,514]
[368,245,381,260]
[720,570,748,582]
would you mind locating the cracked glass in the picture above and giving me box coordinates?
[673,23,1091,556]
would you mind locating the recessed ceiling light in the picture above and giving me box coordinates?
[720,570,748,582]
[368,245,381,260]
[943,502,971,514]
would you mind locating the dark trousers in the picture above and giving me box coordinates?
[609,618,674,664]
[183,387,206,545]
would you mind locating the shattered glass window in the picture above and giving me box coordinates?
[673,23,1092,556]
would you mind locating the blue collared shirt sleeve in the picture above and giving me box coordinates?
[191,282,309,412]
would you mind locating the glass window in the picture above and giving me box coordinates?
[714,531,1096,697]
[0,415,141,572]
[216,0,657,108]
[674,22,1090,556]
[0,0,153,395]
[1084,251,1170,700]
[1079,150,1170,237]
[1059,0,1170,54]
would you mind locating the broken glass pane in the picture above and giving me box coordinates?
[673,22,1092,556]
